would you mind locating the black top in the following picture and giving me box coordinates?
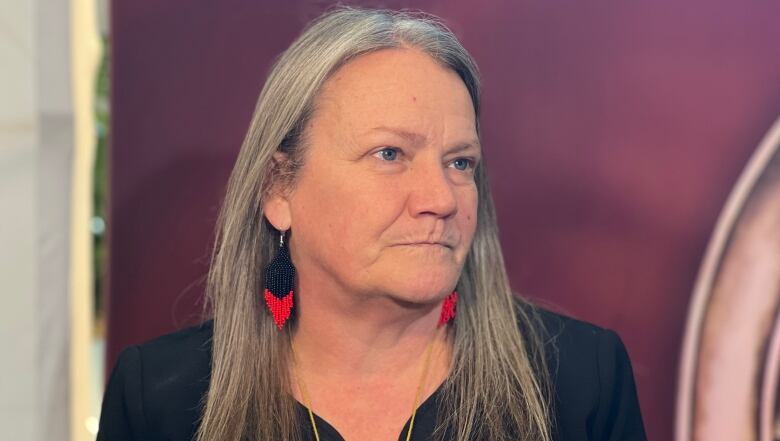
[97,305,647,440]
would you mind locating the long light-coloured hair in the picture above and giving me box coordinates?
[196,7,553,441]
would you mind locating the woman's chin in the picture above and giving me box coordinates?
[361,259,462,304]
[385,278,458,305]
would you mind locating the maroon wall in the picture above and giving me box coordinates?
[108,1,780,440]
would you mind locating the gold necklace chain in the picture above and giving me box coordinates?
[291,329,440,441]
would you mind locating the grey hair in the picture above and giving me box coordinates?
[196,7,553,441]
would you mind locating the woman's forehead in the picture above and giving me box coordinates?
[315,48,476,135]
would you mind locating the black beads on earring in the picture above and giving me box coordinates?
[263,230,295,329]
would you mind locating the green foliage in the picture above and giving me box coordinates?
[93,34,109,318]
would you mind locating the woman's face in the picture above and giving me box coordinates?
[268,47,480,305]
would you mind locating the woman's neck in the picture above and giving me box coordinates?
[290,283,452,381]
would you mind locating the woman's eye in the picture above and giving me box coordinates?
[450,158,474,171]
[376,147,399,161]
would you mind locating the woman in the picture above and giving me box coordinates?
[98,7,646,441]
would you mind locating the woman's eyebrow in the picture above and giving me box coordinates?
[366,126,481,153]
[445,141,482,156]
[366,126,426,145]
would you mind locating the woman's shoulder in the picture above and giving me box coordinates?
[530,302,626,359]
[514,297,632,369]
[130,319,214,407]
[97,321,214,441]
[515,298,648,440]
[133,319,214,361]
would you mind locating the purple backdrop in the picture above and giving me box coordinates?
[107,1,780,439]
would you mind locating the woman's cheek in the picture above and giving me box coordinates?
[460,192,479,254]
[462,187,479,225]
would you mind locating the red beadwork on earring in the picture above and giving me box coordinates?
[438,291,458,327]
[264,289,294,330]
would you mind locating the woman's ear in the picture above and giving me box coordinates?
[262,152,293,231]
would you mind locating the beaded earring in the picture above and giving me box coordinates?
[438,291,458,327]
[263,230,296,330]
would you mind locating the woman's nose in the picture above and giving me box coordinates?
[406,161,458,219]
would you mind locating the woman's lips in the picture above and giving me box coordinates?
[395,241,454,249]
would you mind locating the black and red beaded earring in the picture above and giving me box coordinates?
[263,230,296,330]
[438,291,458,327]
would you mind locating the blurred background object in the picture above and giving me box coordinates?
[2,1,780,440]
[1,0,106,439]
[677,118,780,441]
